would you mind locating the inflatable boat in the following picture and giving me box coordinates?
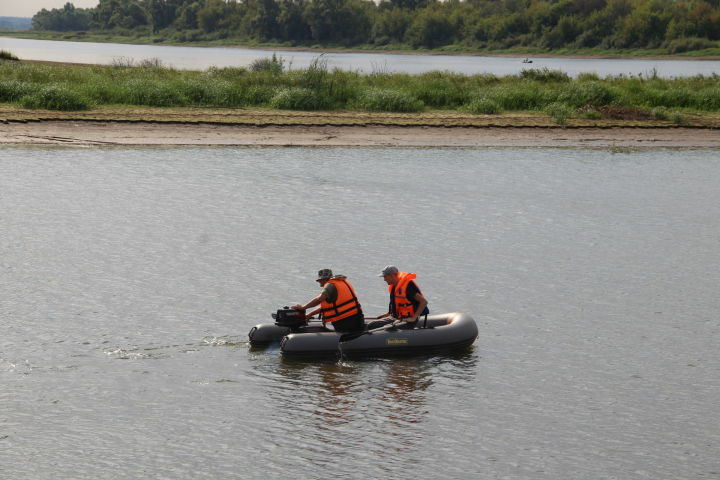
[248,309,478,358]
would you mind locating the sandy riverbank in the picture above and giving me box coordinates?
[2,121,719,148]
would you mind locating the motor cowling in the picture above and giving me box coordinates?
[272,306,307,328]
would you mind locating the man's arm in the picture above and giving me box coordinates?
[408,292,428,323]
[292,293,326,312]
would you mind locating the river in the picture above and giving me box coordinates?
[2,36,720,77]
[1,146,719,479]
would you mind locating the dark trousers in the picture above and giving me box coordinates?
[330,313,365,333]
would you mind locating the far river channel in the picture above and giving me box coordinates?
[1,146,718,479]
[2,36,720,76]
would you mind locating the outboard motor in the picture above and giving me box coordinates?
[272,306,308,330]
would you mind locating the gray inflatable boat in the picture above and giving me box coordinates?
[248,311,478,358]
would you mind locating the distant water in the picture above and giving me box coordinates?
[1,146,719,479]
[2,36,720,77]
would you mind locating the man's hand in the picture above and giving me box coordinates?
[291,304,304,310]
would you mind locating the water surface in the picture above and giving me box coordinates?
[2,36,720,77]
[1,146,719,479]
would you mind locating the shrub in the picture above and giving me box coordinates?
[556,81,617,107]
[581,109,602,120]
[82,79,124,104]
[488,85,543,110]
[666,37,716,54]
[577,72,601,82]
[696,88,720,110]
[205,66,248,80]
[179,78,230,105]
[242,85,275,106]
[111,56,135,68]
[354,88,424,112]
[466,96,501,114]
[0,80,34,102]
[520,68,570,83]
[651,106,669,120]
[299,56,329,91]
[138,57,166,69]
[544,102,573,125]
[250,54,285,74]
[670,112,685,125]
[121,78,185,107]
[0,50,19,61]
[410,78,468,108]
[645,87,696,108]
[20,85,91,111]
[269,87,331,110]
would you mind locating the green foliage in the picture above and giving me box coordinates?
[243,85,275,106]
[299,56,329,91]
[466,96,502,114]
[354,88,424,112]
[520,68,570,83]
[179,79,234,106]
[26,0,720,52]
[404,7,455,49]
[544,102,573,125]
[32,2,92,31]
[250,54,285,74]
[0,80,33,101]
[408,73,469,108]
[651,106,669,120]
[4,60,720,118]
[670,112,685,124]
[556,81,617,107]
[665,37,717,54]
[19,85,91,110]
[581,109,603,120]
[696,88,720,110]
[121,78,185,107]
[0,50,19,61]
[488,85,544,110]
[269,87,331,110]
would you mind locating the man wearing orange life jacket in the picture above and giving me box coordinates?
[374,265,429,330]
[292,268,365,333]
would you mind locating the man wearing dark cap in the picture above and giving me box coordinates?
[371,265,429,330]
[292,269,365,333]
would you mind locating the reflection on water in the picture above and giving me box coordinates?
[259,351,478,470]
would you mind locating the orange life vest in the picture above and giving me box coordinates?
[389,272,421,318]
[320,277,363,323]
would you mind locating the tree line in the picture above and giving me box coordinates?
[31,0,720,52]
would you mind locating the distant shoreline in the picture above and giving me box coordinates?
[3,33,720,62]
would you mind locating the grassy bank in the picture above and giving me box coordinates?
[2,55,720,126]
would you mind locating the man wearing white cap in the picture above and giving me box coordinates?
[372,266,429,330]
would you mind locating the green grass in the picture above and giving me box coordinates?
[466,95,502,115]
[20,85,91,111]
[2,58,720,120]
[544,102,573,125]
[353,88,424,112]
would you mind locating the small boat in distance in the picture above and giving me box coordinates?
[522,58,533,63]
